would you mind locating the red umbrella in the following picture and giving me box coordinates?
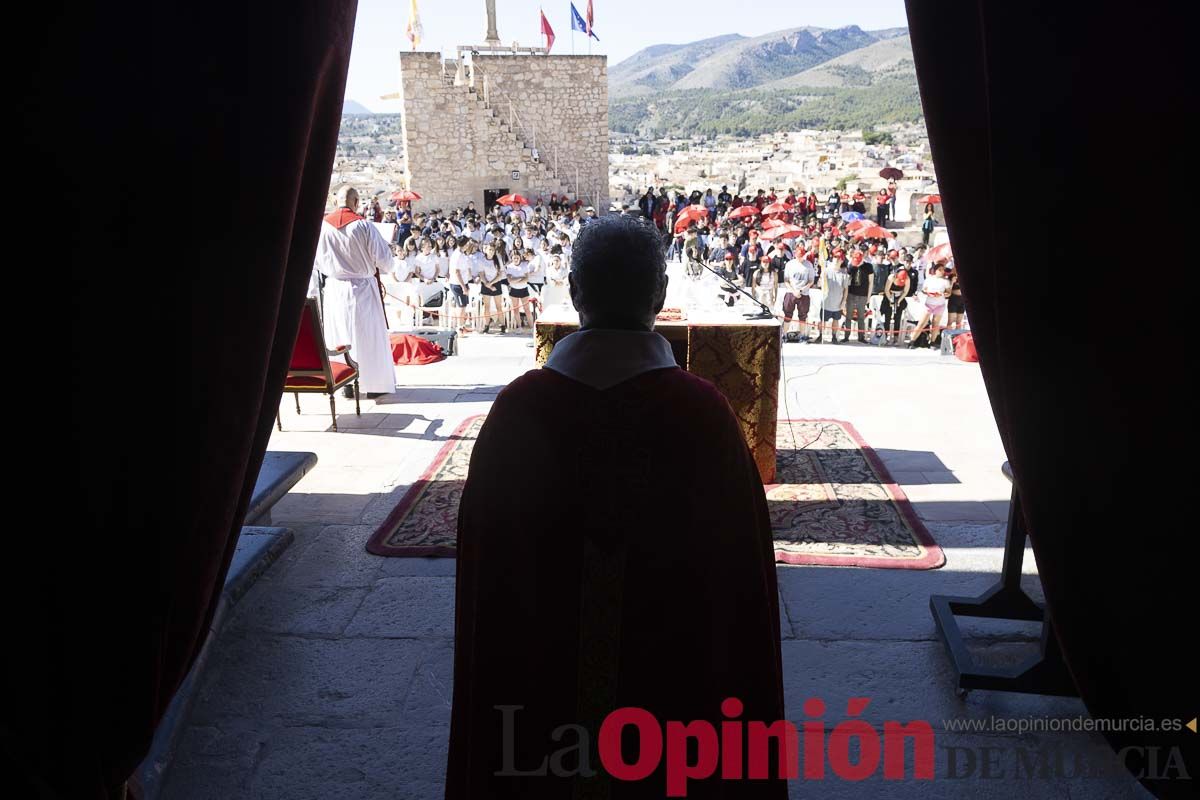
[923,194,942,204]
[760,224,806,240]
[761,218,786,229]
[925,242,953,262]
[844,219,872,232]
[673,205,709,233]
[496,193,529,206]
[390,189,421,203]
[852,224,894,240]
[879,167,904,180]
[761,202,791,215]
[726,205,760,220]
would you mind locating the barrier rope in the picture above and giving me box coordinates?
[379,284,966,337]
[382,286,542,325]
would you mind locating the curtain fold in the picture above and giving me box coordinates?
[906,2,1194,796]
[7,4,358,796]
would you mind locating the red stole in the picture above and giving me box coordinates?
[323,207,363,230]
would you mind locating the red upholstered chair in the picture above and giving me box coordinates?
[279,297,360,432]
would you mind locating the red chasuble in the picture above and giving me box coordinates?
[446,366,787,799]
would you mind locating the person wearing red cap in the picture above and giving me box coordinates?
[749,253,776,306]
[844,250,875,343]
[709,250,740,307]
[782,249,816,343]
[767,244,790,305]
[739,235,765,286]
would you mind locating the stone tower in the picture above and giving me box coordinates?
[396,41,608,214]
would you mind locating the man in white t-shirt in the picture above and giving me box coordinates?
[782,253,816,343]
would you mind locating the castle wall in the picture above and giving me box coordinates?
[397,52,608,214]
[469,54,608,211]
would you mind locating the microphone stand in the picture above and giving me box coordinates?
[695,259,776,320]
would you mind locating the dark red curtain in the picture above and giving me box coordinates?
[906,2,1195,796]
[6,3,357,796]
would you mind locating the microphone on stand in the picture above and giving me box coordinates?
[694,258,776,320]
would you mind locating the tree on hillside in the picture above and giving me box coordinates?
[863,128,895,146]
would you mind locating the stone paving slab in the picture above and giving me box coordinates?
[189,631,438,730]
[343,577,456,639]
[233,577,370,638]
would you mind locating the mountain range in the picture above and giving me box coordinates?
[608,26,922,137]
[610,26,913,96]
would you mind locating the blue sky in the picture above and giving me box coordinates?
[347,0,910,113]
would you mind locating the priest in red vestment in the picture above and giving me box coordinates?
[446,215,787,799]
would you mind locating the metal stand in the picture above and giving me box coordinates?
[929,462,1078,699]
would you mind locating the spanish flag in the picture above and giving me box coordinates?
[405,0,423,50]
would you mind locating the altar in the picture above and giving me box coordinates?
[535,304,783,483]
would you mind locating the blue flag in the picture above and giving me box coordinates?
[570,3,599,40]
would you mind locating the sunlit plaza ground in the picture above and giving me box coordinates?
[160,332,1152,800]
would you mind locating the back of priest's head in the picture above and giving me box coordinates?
[336,185,358,210]
[569,214,667,329]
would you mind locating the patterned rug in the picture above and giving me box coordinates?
[366,416,943,569]
[768,420,943,569]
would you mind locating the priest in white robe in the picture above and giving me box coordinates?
[309,186,396,396]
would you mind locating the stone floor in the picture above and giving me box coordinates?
[161,332,1151,800]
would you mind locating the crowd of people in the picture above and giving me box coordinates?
[630,183,960,347]
[361,196,604,335]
